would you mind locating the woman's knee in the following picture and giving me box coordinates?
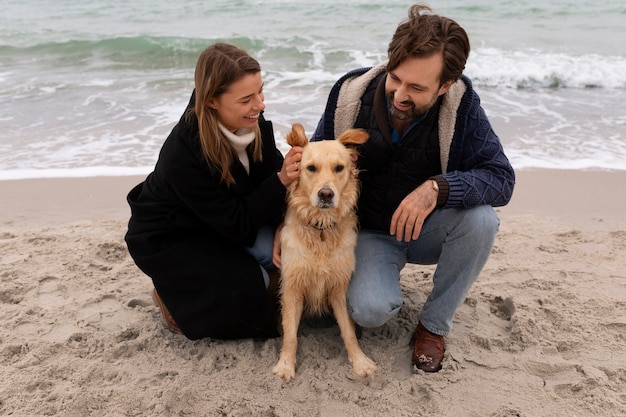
[245,226,275,269]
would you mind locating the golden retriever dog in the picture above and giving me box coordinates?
[272,123,377,382]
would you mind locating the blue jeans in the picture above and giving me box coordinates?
[245,225,276,288]
[348,206,499,336]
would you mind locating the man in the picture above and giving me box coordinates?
[312,4,515,372]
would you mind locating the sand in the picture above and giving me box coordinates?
[1,170,625,417]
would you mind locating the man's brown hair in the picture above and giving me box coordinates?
[387,4,470,86]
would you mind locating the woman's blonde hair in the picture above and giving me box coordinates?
[188,43,263,186]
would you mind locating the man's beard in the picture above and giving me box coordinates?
[388,91,438,121]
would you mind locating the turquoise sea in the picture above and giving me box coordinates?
[1,0,625,179]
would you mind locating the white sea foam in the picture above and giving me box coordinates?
[1,0,625,179]
[467,47,626,89]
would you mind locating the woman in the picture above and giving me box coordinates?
[125,43,303,340]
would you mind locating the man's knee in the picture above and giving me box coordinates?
[349,300,401,328]
[464,205,500,239]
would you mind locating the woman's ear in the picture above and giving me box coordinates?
[206,100,216,109]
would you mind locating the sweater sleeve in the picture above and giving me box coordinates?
[441,100,515,209]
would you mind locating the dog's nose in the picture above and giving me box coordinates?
[318,187,334,204]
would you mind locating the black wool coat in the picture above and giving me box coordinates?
[125,93,286,340]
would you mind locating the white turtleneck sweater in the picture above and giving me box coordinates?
[218,123,255,174]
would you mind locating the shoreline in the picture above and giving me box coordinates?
[2,169,624,228]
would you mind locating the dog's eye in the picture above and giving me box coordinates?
[335,165,345,173]
[306,165,316,173]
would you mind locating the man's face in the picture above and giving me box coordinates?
[385,53,453,120]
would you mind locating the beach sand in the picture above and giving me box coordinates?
[1,170,625,416]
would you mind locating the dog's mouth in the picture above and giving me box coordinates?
[317,201,334,209]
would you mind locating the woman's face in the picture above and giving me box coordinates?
[208,72,265,132]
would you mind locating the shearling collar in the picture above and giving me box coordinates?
[332,63,468,174]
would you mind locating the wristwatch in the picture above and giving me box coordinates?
[431,179,439,193]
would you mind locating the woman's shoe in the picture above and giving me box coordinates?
[152,288,182,334]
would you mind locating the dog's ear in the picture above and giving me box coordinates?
[337,129,369,147]
[286,123,309,148]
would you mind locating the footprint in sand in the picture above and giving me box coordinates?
[27,235,56,246]
[213,352,238,371]
[0,271,25,304]
[76,294,132,332]
[77,294,119,322]
[489,296,516,321]
[127,298,152,308]
[37,276,68,308]
[96,242,127,263]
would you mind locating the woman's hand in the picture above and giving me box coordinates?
[277,146,303,187]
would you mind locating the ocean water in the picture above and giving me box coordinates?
[1,0,625,180]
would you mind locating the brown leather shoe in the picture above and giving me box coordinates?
[152,288,182,334]
[410,322,444,372]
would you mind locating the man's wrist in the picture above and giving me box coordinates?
[429,176,449,207]
[430,179,439,193]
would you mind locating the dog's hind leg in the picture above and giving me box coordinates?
[272,288,303,382]
[330,294,377,378]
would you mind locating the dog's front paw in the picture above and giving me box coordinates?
[352,354,377,378]
[272,360,296,382]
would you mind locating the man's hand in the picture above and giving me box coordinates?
[389,180,438,242]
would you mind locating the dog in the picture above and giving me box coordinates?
[272,123,377,382]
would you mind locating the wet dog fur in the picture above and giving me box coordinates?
[272,123,376,381]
